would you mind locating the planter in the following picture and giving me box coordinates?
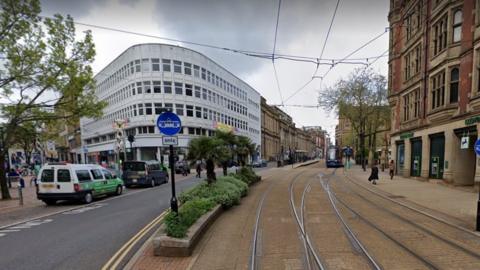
[153,205,222,257]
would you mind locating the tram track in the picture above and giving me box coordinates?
[324,172,480,269]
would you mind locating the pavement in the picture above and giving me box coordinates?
[126,160,480,270]
[343,165,479,229]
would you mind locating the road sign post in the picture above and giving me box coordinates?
[475,139,480,231]
[157,111,182,213]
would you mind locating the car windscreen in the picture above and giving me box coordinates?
[123,162,146,171]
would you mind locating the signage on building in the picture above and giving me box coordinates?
[400,132,414,140]
[465,116,480,126]
[214,121,236,133]
[157,111,182,136]
[113,118,128,130]
[162,136,178,146]
[461,136,469,149]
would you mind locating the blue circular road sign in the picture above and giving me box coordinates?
[157,111,182,136]
[475,139,480,156]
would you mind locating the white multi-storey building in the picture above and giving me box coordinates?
[81,43,261,164]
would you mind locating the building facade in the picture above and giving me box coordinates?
[389,0,480,185]
[261,97,280,161]
[81,44,261,165]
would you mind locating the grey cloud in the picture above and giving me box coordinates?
[40,0,104,18]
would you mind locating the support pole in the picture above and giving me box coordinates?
[169,144,178,213]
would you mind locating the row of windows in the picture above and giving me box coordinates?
[401,67,460,122]
[104,102,249,131]
[404,44,422,81]
[97,57,248,102]
[432,9,462,56]
[103,80,249,118]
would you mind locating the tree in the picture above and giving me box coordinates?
[186,136,230,184]
[0,0,106,199]
[235,135,255,166]
[215,131,236,175]
[318,68,388,171]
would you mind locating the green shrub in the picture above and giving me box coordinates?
[236,166,260,185]
[164,198,216,238]
[221,175,248,197]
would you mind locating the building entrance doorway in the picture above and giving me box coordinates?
[453,126,477,186]
[410,138,422,177]
[429,133,444,179]
[396,141,405,175]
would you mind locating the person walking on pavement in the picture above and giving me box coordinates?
[182,163,189,176]
[7,168,19,188]
[368,161,379,185]
[196,162,202,178]
[389,160,395,180]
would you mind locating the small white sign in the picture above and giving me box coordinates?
[162,136,178,146]
[461,136,469,149]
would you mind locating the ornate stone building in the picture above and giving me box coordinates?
[389,0,480,185]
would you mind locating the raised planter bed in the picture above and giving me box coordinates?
[153,205,223,257]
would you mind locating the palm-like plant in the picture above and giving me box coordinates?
[236,136,256,166]
[215,131,237,175]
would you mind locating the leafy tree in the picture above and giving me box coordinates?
[318,68,388,171]
[0,0,106,199]
[236,135,255,166]
[186,136,230,184]
[214,131,236,175]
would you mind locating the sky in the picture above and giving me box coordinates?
[40,0,390,138]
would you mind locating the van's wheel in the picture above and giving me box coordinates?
[43,199,56,206]
[151,179,156,187]
[83,192,93,204]
[115,185,123,196]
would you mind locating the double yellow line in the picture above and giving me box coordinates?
[102,210,169,270]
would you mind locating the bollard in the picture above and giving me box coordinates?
[18,184,23,206]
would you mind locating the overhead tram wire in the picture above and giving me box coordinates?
[271,0,285,106]
[37,15,385,73]
[284,27,389,103]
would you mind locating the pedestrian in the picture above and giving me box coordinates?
[389,160,395,180]
[368,161,379,185]
[196,163,202,178]
[7,168,19,188]
[182,163,188,176]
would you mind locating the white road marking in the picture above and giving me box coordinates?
[0,233,5,237]
[0,230,20,233]
[62,203,107,215]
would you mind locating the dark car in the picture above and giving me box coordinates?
[326,159,344,168]
[122,160,168,188]
[174,160,190,174]
[251,159,267,168]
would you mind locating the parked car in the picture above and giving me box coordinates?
[37,162,124,205]
[251,159,268,168]
[174,160,190,174]
[122,160,168,188]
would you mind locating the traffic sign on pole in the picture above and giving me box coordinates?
[475,139,480,156]
[157,111,182,136]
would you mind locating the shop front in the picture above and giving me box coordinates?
[396,141,405,175]
[410,137,422,177]
[429,133,445,179]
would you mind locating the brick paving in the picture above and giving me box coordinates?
[344,165,478,229]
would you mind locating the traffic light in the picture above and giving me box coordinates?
[128,134,135,143]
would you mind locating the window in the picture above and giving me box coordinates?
[148,126,155,133]
[152,58,160,71]
[404,44,421,81]
[186,105,194,117]
[188,127,195,134]
[207,71,211,83]
[195,86,201,98]
[185,84,193,96]
[208,90,212,101]
[138,104,144,115]
[57,169,72,182]
[452,10,462,43]
[91,169,104,180]
[136,82,142,94]
[164,81,172,94]
[135,60,141,72]
[201,68,206,80]
[76,170,92,182]
[450,68,459,103]
[102,170,113,179]
[41,169,54,182]
[202,88,207,100]
[193,65,200,77]
[133,104,137,116]
[184,63,192,75]
[195,106,202,118]
[153,81,161,93]
[175,82,183,95]
[130,61,134,74]
[176,104,184,116]
[143,81,151,93]
[165,103,173,112]
[173,60,182,73]
[155,103,162,114]
[142,59,150,72]
[145,103,152,115]
[431,71,445,110]
[203,108,208,119]
[162,59,171,72]
[433,15,448,55]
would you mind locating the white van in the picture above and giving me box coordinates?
[37,163,124,205]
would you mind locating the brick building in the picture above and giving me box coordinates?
[389,0,480,186]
